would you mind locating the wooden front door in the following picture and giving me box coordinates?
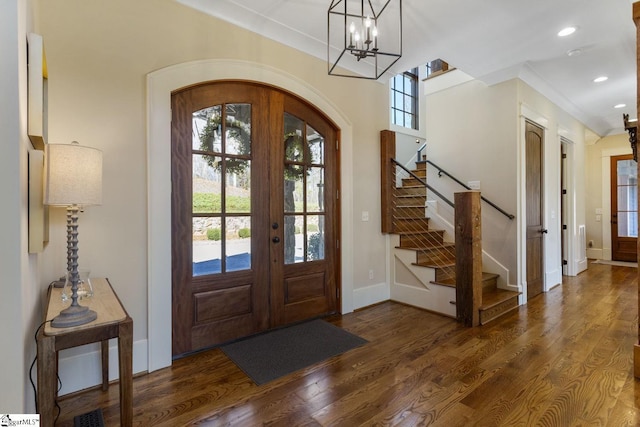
[611,154,638,262]
[171,81,339,356]
[525,120,545,299]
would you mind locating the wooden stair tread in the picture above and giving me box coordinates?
[429,272,500,289]
[480,288,520,310]
[397,230,444,236]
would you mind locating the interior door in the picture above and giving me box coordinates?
[171,81,339,356]
[525,120,545,299]
[611,154,638,262]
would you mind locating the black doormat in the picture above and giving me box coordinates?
[221,319,368,385]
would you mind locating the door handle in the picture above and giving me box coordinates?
[272,236,280,243]
[540,228,548,234]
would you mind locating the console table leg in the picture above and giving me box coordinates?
[118,318,133,426]
[37,333,56,427]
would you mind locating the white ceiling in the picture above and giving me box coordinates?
[177,0,638,137]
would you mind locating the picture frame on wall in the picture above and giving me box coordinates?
[28,32,48,150]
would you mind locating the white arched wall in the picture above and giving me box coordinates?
[146,59,354,372]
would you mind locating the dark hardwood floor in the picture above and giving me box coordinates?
[55,261,640,426]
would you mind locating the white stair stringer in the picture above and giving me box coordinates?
[390,242,456,318]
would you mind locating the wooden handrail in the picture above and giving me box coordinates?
[426,159,515,220]
[392,159,454,208]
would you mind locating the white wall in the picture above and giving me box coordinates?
[0,0,42,413]
[585,133,632,259]
[35,0,390,393]
[425,79,519,287]
[422,76,589,296]
[518,80,588,279]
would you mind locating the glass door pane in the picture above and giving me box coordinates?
[283,113,325,265]
[192,103,252,276]
[616,159,638,238]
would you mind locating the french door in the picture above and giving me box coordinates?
[611,154,638,262]
[171,81,339,356]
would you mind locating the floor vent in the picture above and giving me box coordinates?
[74,408,105,427]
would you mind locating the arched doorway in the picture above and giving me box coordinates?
[171,81,340,355]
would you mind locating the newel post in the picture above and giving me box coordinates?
[455,191,482,327]
[380,130,396,234]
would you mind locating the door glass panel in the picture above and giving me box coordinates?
[285,114,304,162]
[224,104,251,155]
[225,159,251,213]
[226,216,251,272]
[283,114,327,265]
[616,159,638,238]
[307,125,324,164]
[284,164,304,213]
[307,215,325,261]
[307,167,325,213]
[193,154,222,214]
[193,217,222,276]
[192,104,252,276]
[284,215,304,264]
[193,105,222,152]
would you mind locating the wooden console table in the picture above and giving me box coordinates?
[37,278,133,426]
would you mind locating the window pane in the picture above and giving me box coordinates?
[618,160,637,185]
[307,215,325,261]
[225,158,251,213]
[193,154,222,214]
[394,91,403,109]
[394,110,404,126]
[193,217,222,276]
[284,215,304,264]
[225,104,251,155]
[307,167,325,213]
[284,164,304,213]
[284,113,305,162]
[405,113,413,128]
[307,125,324,165]
[226,216,251,272]
[193,105,222,152]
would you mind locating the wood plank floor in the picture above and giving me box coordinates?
[55,262,640,426]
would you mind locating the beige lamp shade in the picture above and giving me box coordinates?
[44,142,103,206]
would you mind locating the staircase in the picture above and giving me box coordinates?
[390,157,520,325]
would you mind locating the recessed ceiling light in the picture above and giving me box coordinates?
[614,104,626,109]
[593,76,608,83]
[558,27,576,37]
[567,49,582,57]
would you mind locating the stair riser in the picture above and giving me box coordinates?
[394,187,427,196]
[394,219,430,232]
[435,266,456,281]
[401,177,426,187]
[394,195,427,205]
[480,296,519,325]
[393,206,426,217]
[416,250,456,265]
[399,232,445,248]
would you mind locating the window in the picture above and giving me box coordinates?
[391,68,418,130]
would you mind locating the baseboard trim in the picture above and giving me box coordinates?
[57,339,148,396]
[352,282,390,311]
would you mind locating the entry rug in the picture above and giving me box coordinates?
[221,319,368,385]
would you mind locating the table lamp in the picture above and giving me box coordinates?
[44,141,102,328]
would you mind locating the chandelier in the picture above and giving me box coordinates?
[328,0,402,80]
